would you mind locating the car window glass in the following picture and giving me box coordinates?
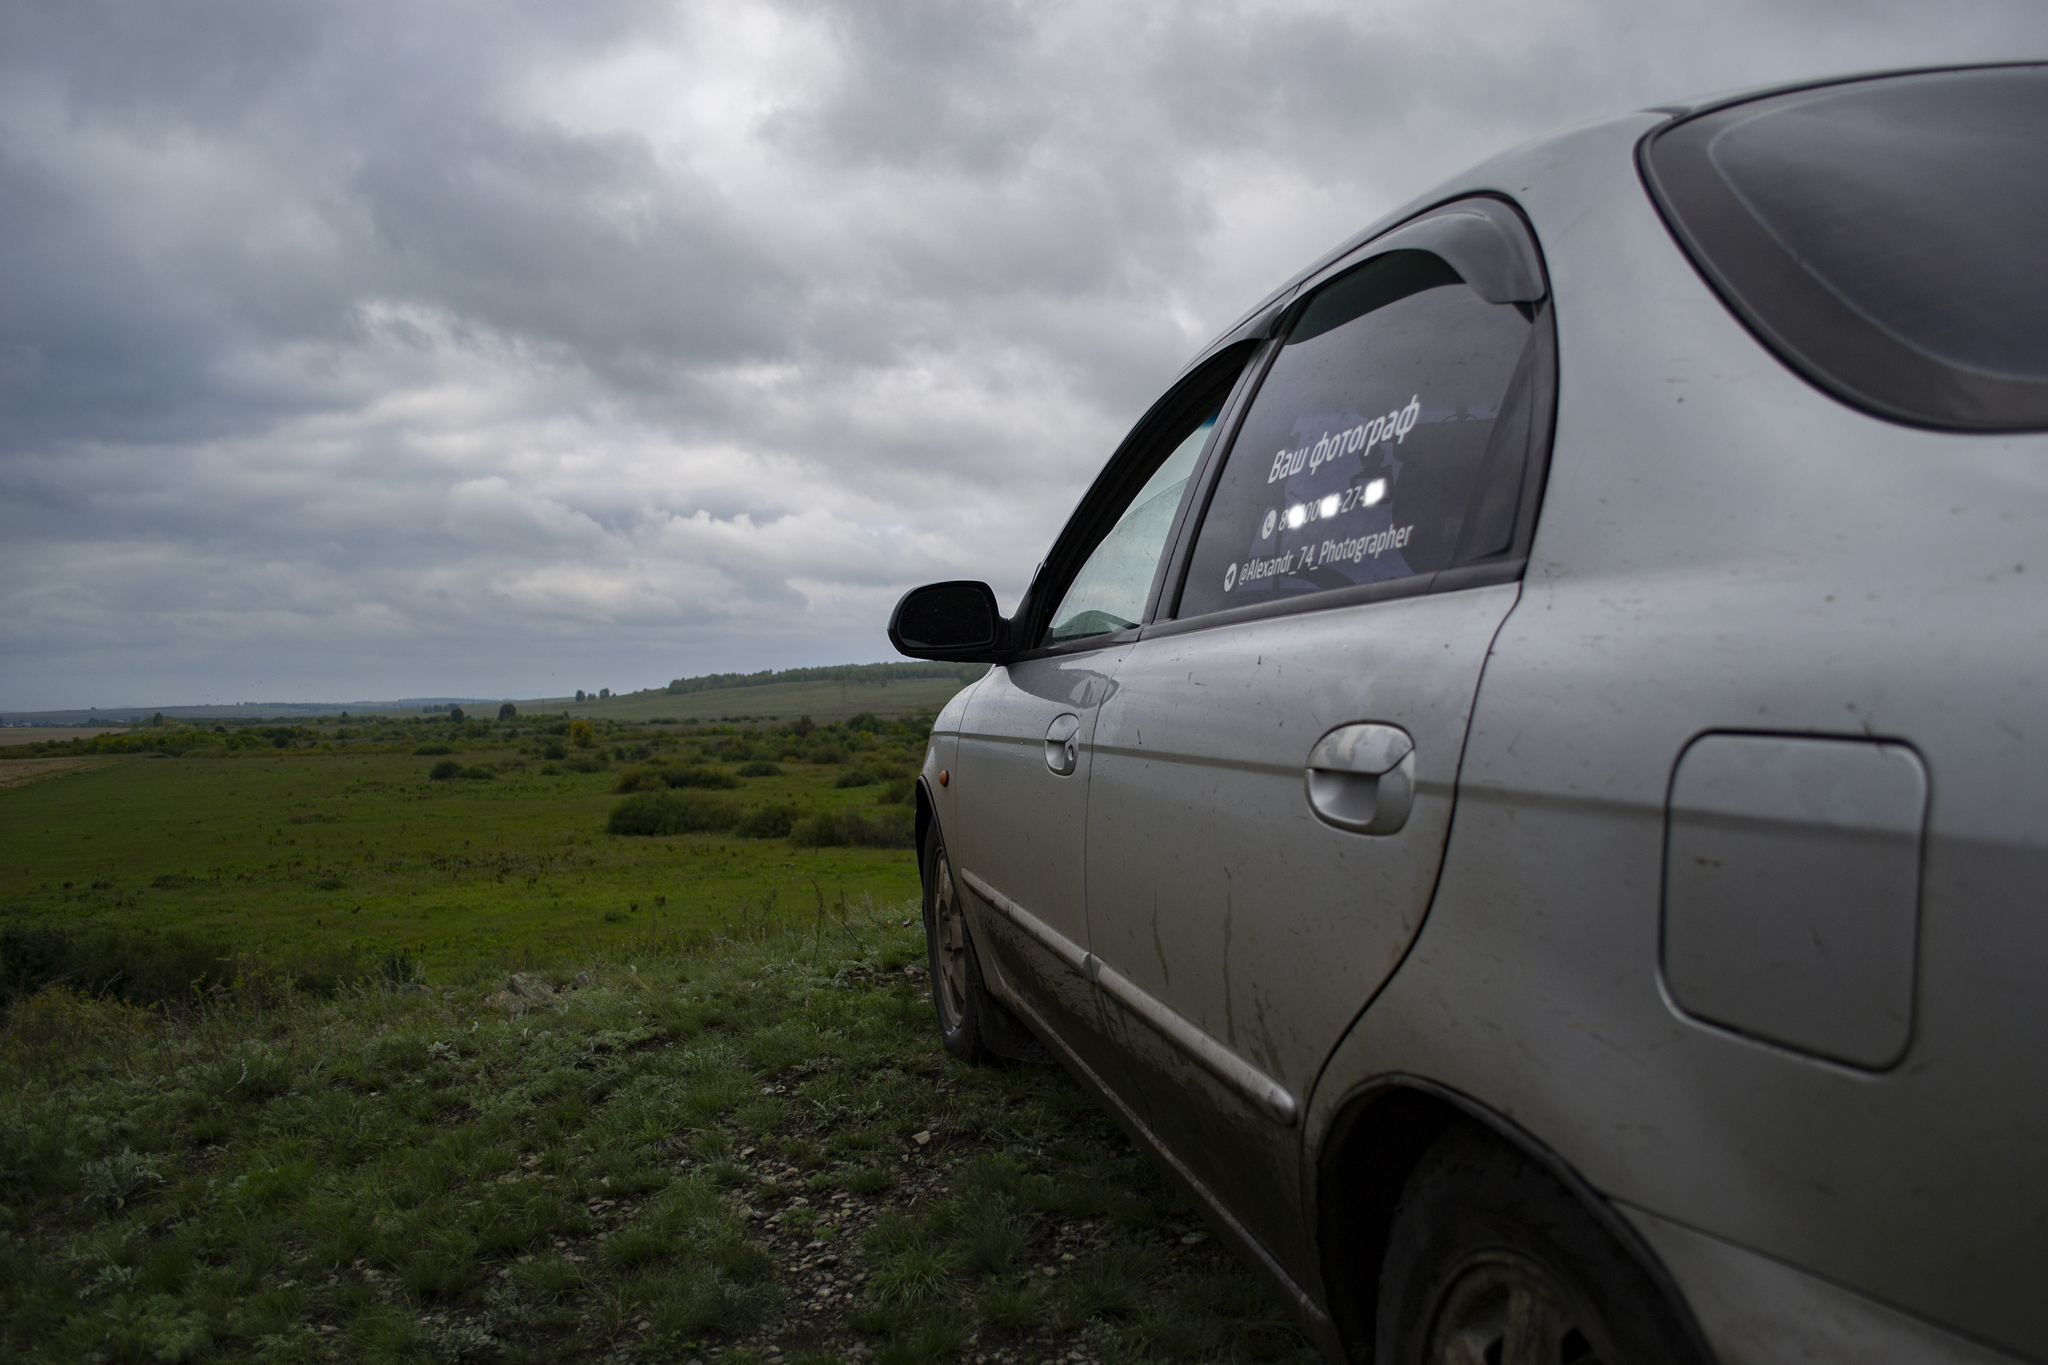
[1179,250,1535,619]
[1643,66,2048,429]
[1046,412,1218,645]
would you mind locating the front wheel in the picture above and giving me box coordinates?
[1376,1121,1705,1365]
[922,826,994,1064]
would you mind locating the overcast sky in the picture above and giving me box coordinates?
[3,0,2042,710]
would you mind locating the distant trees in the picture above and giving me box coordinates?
[665,662,987,695]
[498,703,517,721]
[576,690,586,702]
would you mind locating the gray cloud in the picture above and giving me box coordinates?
[2,0,2043,708]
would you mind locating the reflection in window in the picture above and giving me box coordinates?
[1047,414,1218,644]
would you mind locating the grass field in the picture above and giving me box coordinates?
[0,724,927,979]
[0,711,1311,1364]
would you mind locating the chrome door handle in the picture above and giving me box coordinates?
[1045,713,1081,776]
[1304,723,1415,834]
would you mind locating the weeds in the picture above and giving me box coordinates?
[0,913,1312,1365]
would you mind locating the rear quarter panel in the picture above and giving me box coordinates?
[1306,112,2048,1359]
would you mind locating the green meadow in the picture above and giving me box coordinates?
[0,708,1311,1365]
[0,713,928,981]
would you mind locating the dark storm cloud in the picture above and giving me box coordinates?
[2,0,2044,709]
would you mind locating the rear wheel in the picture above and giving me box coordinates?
[1376,1121,1703,1365]
[922,826,994,1064]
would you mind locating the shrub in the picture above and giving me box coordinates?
[734,804,799,839]
[613,766,666,794]
[457,766,495,781]
[0,924,363,1012]
[607,791,740,837]
[541,740,567,760]
[428,760,461,781]
[415,744,455,756]
[665,766,739,790]
[789,807,914,849]
[736,761,783,778]
[569,721,594,749]
[498,703,517,721]
[834,768,880,789]
[877,777,917,805]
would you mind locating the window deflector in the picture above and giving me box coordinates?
[1305,197,1548,308]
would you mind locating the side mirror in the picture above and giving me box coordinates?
[888,581,1010,662]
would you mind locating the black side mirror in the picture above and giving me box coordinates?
[888,581,1010,662]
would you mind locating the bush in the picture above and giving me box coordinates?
[834,768,880,789]
[569,721,594,749]
[878,777,917,805]
[789,807,914,849]
[0,924,364,1012]
[428,760,461,781]
[415,744,455,756]
[734,804,799,839]
[736,761,783,778]
[498,703,517,721]
[665,766,740,790]
[607,791,741,837]
[613,766,666,794]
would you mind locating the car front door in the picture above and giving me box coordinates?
[948,346,1255,1097]
[1082,209,1554,1276]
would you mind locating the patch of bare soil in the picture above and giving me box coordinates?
[0,757,107,789]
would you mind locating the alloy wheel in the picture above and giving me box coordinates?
[932,848,970,1027]
[1424,1253,1605,1365]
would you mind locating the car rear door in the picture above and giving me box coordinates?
[1081,202,1553,1276]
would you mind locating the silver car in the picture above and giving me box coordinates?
[888,64,2048,1365]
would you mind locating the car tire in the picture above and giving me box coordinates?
[921,824,996,1065]
[1376,1120,1704,1365]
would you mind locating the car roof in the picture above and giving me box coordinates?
[1644,58,2044,118]
[1179,61,2044,379]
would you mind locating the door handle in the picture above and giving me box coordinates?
[1305,723,1415,834]
[1045,713,1081,776]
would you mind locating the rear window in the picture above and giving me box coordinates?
[1643,65,2048,430]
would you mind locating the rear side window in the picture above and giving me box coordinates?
[1644,65,2048,430]
[1177,250,1538,619]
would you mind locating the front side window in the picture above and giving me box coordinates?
[1178,250,1537,619]
[1046,412,1218,644]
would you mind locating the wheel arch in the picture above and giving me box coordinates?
[1314,1076,1711,1364]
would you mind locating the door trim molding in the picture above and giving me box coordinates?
[960,867,1299,1127]
[989,976,1340,1359]
[960,867,1090,975]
